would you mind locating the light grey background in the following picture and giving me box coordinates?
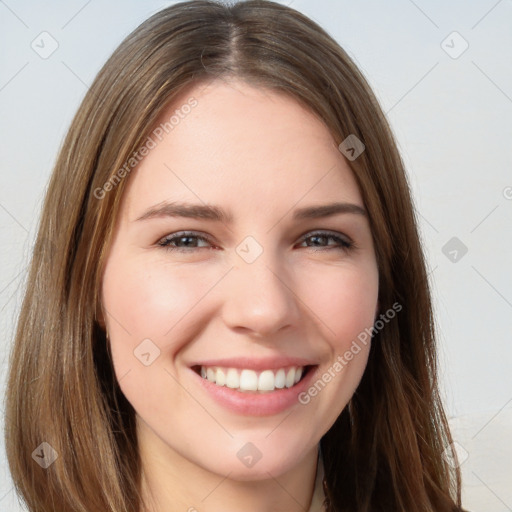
[1,1,511,510]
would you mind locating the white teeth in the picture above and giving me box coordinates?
[285,367,296,388]
[258,370,275,391]
[225,368,239,389]
[239,369,258,391]
[274,369,286,389]
[199,365,306,392]
[216,367,226,386]
[206,367,215,382]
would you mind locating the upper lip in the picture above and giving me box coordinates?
[190,356,318,371]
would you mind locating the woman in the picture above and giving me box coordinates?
[4,1,467,511]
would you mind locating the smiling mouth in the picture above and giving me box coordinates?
[191,364,315,393]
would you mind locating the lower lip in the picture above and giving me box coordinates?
[190,366,319,416]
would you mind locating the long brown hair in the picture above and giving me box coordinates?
[4,1,465,510]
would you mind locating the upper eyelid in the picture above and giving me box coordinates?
[297,230,352,244]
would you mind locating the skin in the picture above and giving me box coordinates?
[101,79,379,512]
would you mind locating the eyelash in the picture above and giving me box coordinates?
[157,230,354,253]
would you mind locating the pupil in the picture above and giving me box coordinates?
[181,236,194,246]
[311,235,326,246]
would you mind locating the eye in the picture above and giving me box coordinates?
[157,230,354,253]
[157,231,214,253]
[297,230,354,251]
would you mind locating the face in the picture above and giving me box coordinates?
[101,79,379,481]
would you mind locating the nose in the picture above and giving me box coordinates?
[221,251,301,338]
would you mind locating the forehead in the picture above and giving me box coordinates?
[120,79,363,221]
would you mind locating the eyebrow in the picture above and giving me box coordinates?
[134,201,367,223]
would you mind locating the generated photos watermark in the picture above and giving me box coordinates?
[93,97,198,200]
[298,301,402,405]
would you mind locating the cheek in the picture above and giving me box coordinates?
[101,254,228,388]
[102,256,217,339]
[102,252,378,370]
[101,257,217,413]
[291,262,378,427]
[298,262,378,352]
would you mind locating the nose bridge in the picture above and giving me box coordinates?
[222,239,300,336]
